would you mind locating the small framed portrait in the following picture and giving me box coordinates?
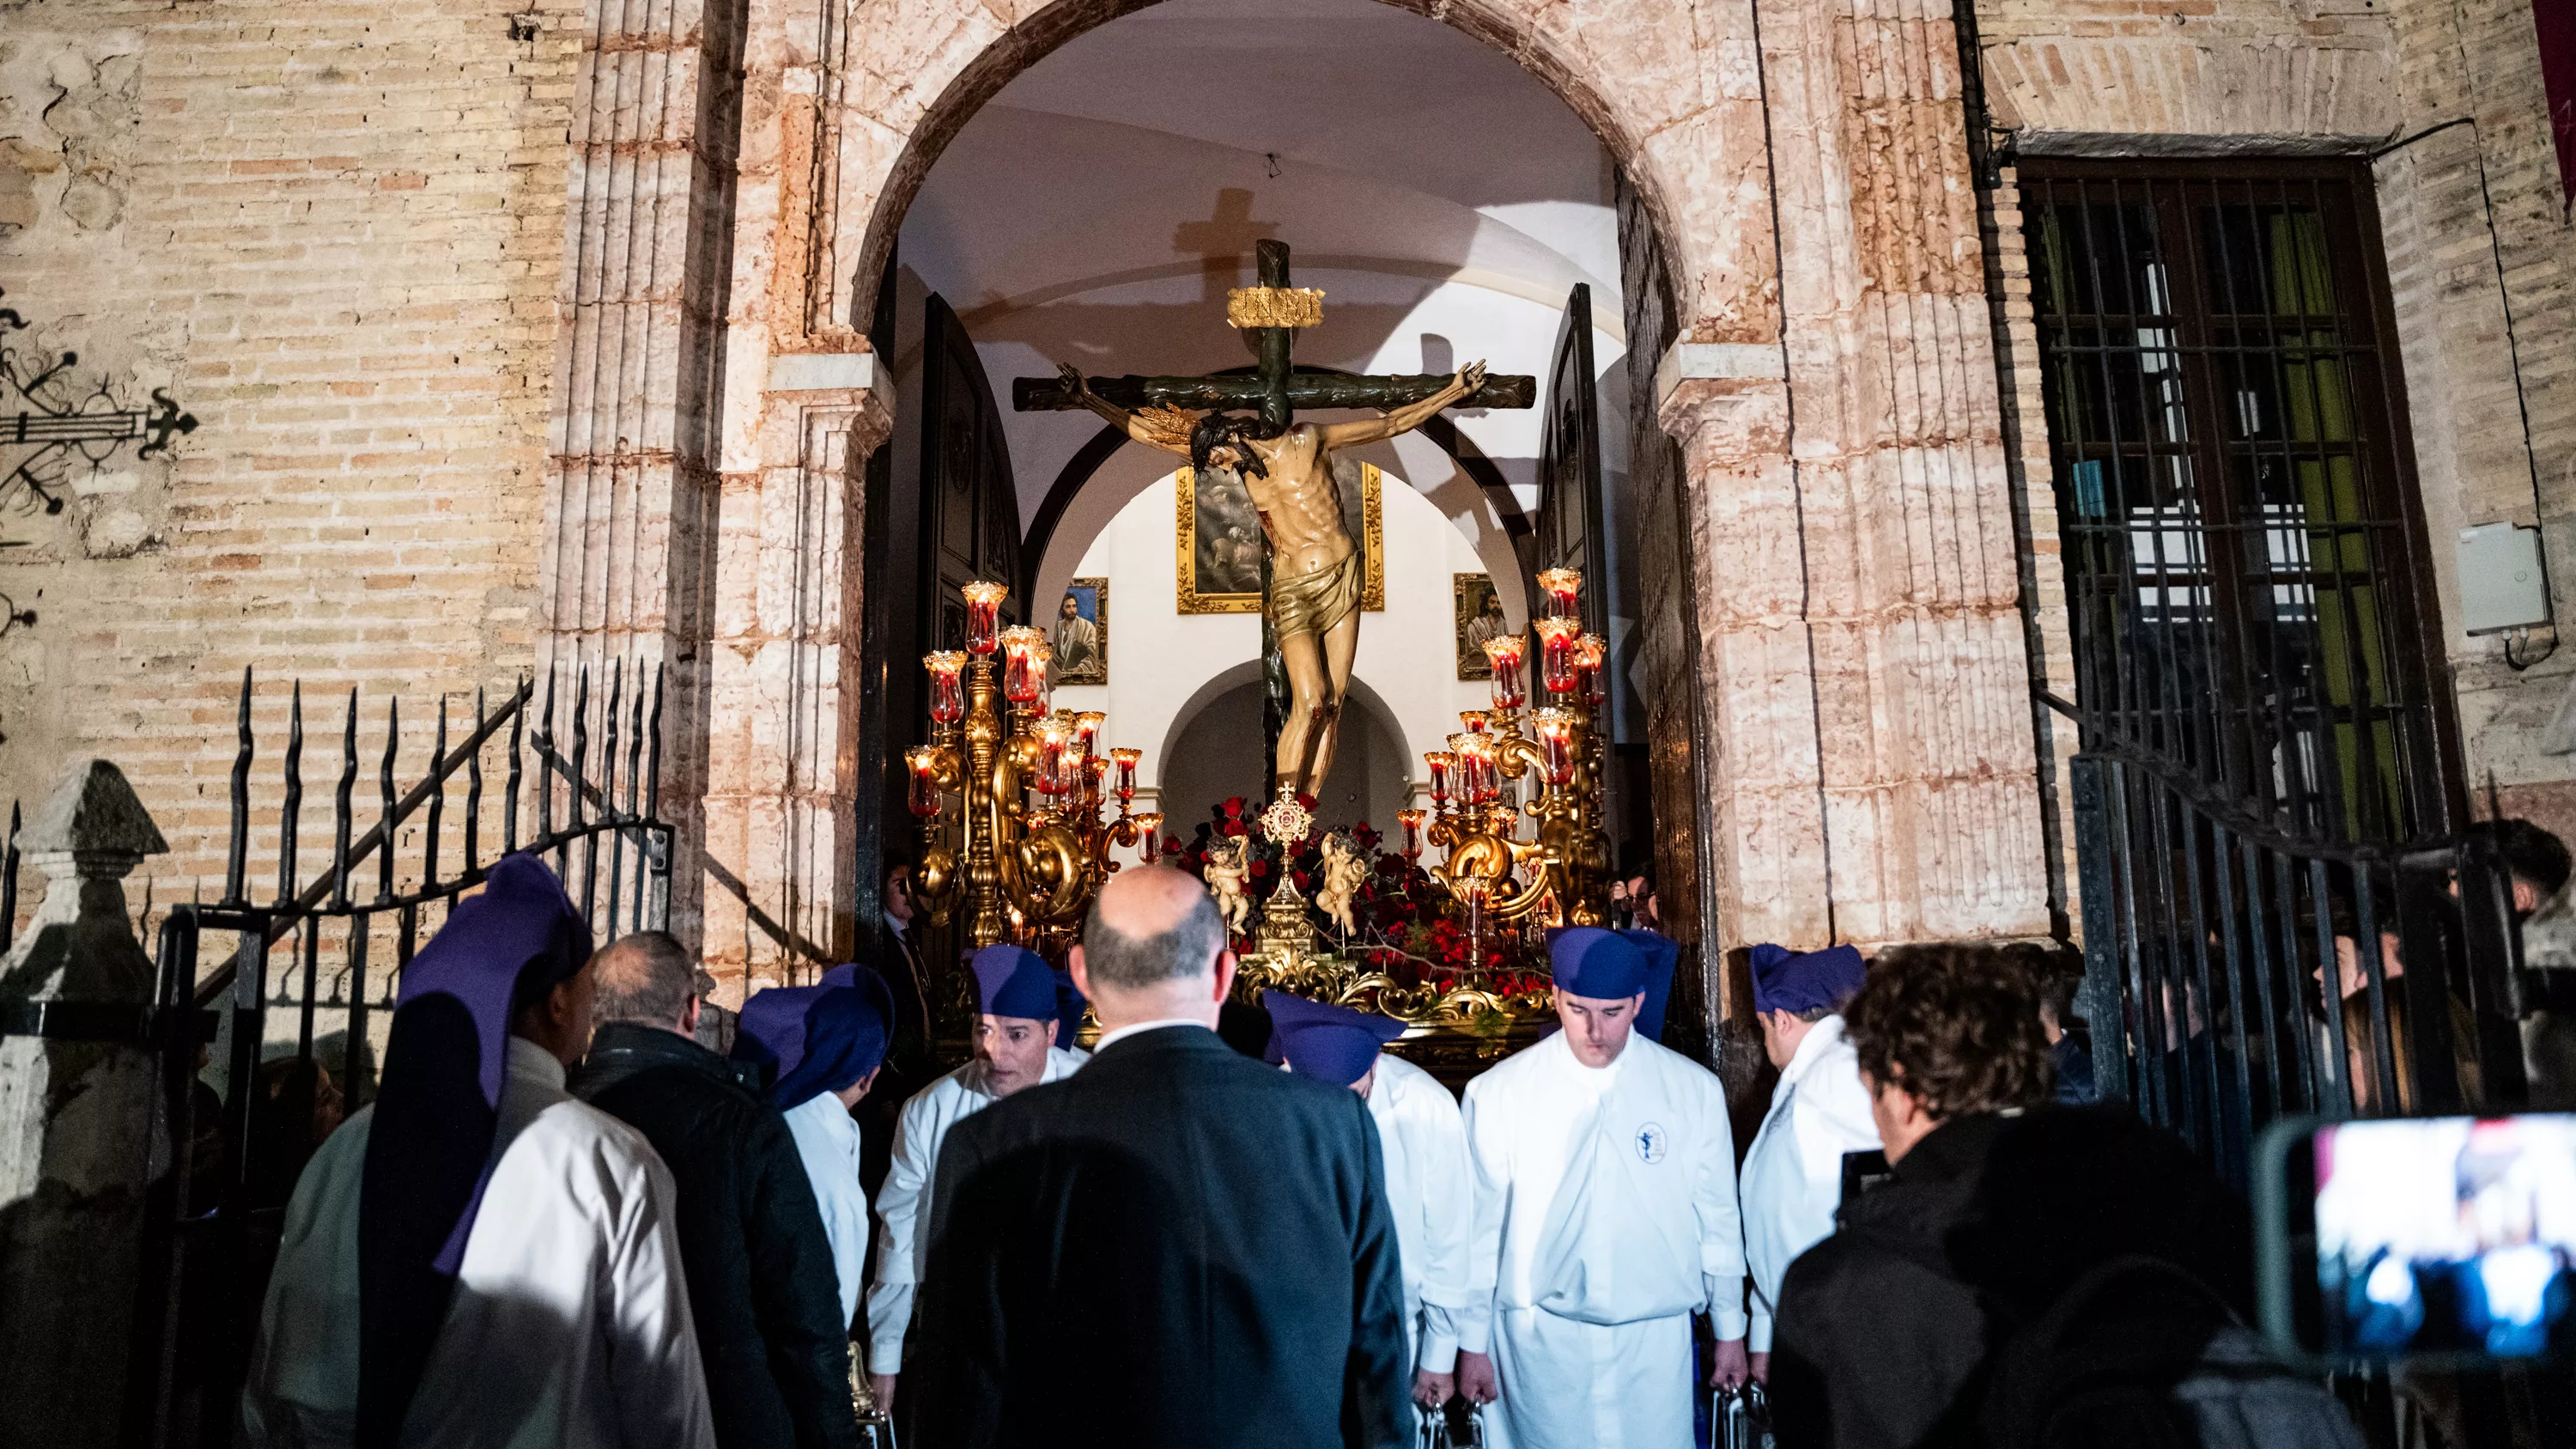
[1051,578,1109,685]
[1176,459,1384,615]
[1455,574,1506,680]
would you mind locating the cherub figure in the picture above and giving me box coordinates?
[1203,836,1253,940]
[1314,833,1368,941]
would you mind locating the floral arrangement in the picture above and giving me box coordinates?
[1162,796,1549,998]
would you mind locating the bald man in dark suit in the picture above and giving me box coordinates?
[908,867,1410,1449]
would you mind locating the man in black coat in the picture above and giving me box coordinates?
[569,931,861,1449]
[908,866,1410,1449]
[1768,942,2253,1449]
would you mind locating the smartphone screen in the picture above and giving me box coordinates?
[2260,1113,2576,1365]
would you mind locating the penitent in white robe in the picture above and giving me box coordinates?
[1740,1014,1881,1353]
[782,1091,872,1330]
[1367,1052,1478,1375]
[1461,1029,1746,1449]
[863,1044,1088,1374]
[241,1036,715,1449]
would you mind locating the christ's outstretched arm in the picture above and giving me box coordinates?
[1057,364,1194,458]
[1315,362,1487,447]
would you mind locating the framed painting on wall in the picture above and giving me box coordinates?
[1176,458,1384,615]
[1050,578,1109,685]
[1455,573,1506,680]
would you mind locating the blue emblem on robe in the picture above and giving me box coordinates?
[1637,1123,1668,1164]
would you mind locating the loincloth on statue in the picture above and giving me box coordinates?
[1266,547,1364,643]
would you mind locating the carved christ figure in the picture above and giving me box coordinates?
[1060,360,1487,797]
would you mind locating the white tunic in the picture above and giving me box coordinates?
[782,1091,872,1329]
[242,1036,715,1449]
[863,1045,1088,1373]
[1739,1014,1881,1352]
[1461,1030,1746,1449]
[1366,1053,1478,1373]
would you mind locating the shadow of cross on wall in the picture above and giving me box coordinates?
[1174,187,1279,307]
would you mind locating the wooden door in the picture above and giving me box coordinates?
[917,294,1024,655]
[1532,283,1609,636]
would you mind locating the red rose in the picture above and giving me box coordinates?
[1295,792,1317,812]
[1223,820,1247,837]
[1223,795,1245,817]
[1249,858,1268,878]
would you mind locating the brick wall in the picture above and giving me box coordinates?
[0,0,581,901]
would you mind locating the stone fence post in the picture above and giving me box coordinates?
[0,759,173,1447]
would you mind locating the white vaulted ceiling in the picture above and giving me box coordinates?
[894,0,1628,532]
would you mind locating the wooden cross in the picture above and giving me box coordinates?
[1012,240,1534,431]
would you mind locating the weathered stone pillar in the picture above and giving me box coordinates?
[0,759,172,1447]
[699,353,894,985]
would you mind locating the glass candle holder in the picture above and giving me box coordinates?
[961,581,1009,654]
[1074,711,1106,759]
[1110,748,1140,802]
[1575,632,1609,708]
[1135,813,1163,863]
[1030,642,1054,715]
[1030,719,1070,796]
[1460,710,1491,735]
[1530,707,1577,786]
[904,746,943,818]
[999,626,1047,703]
[1532,617,1581,695]
[1396,808,1425,860]
[1483,634,1528,710]
[1426,751,1455,807]
[922,650,967,725]
[1083,753,1109,806]
[1536,567,1583,619]
[1456,734,1498,805]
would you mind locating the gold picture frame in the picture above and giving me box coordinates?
[1176,460,1384,616]
[1049,577,1109,685]
[1455,573,1506,680]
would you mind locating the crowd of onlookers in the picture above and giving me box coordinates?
[222,819,2573,1449]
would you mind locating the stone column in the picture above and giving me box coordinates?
[698,353,893,989]
[0,759,172,1448]
[1711,0,2050,950]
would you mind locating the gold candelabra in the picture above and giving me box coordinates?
[905,581,1162,959]
[1395,567,1613,954]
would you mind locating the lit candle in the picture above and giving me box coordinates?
[1575,632,1609,708]
[1426,751,1455,807]
[904,746,943,818]
[961,581,1009,654]
[1396,807,1425,860]
[1483,634,1528,710]
[922,650,967,725]
[1030,642,1054,715]
[999,626,1046,704]
[1532,617,1581,695]
[1083,753,1109,806]
[1536,567,1582,619]
[1460,709,1490,735]
[1455,734,1498,805]
[1135,812,1163,863]
[1031,718,1069,795]
[1531,707,1577,786]
[1075,711,1106,758]
[1110,747,1140,802]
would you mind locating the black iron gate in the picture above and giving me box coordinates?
[88,662,672,1449]
[2021,159,2531,1170]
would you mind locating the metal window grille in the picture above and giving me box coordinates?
[2020,161,2529,1188]
[2023,159,2463,846]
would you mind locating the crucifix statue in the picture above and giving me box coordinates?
[1015,240,1533,799]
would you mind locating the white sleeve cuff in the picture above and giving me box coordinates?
[1451,1300,1493,1357]
[1748,1308,1773,1354]
[1417,1305,1460,1373]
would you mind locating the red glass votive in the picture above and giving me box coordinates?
[1426,752,1455,807]
[1536,568,1582,620]
[1533,618,1581,696]
[1531,708,1577,786]
[961,581,1009,654]
[1111,748,1140,802]
[1000,627,1046,704]
[1136,813,1163,863]
[1484,635,1528,710]
[1397,808,1425,860]
[904,746,942,818]
[923,650,966,724]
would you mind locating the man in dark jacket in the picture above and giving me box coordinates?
[1769,941,2254,1449]
[570,931,860,1449]
[908,866,1411,1449]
